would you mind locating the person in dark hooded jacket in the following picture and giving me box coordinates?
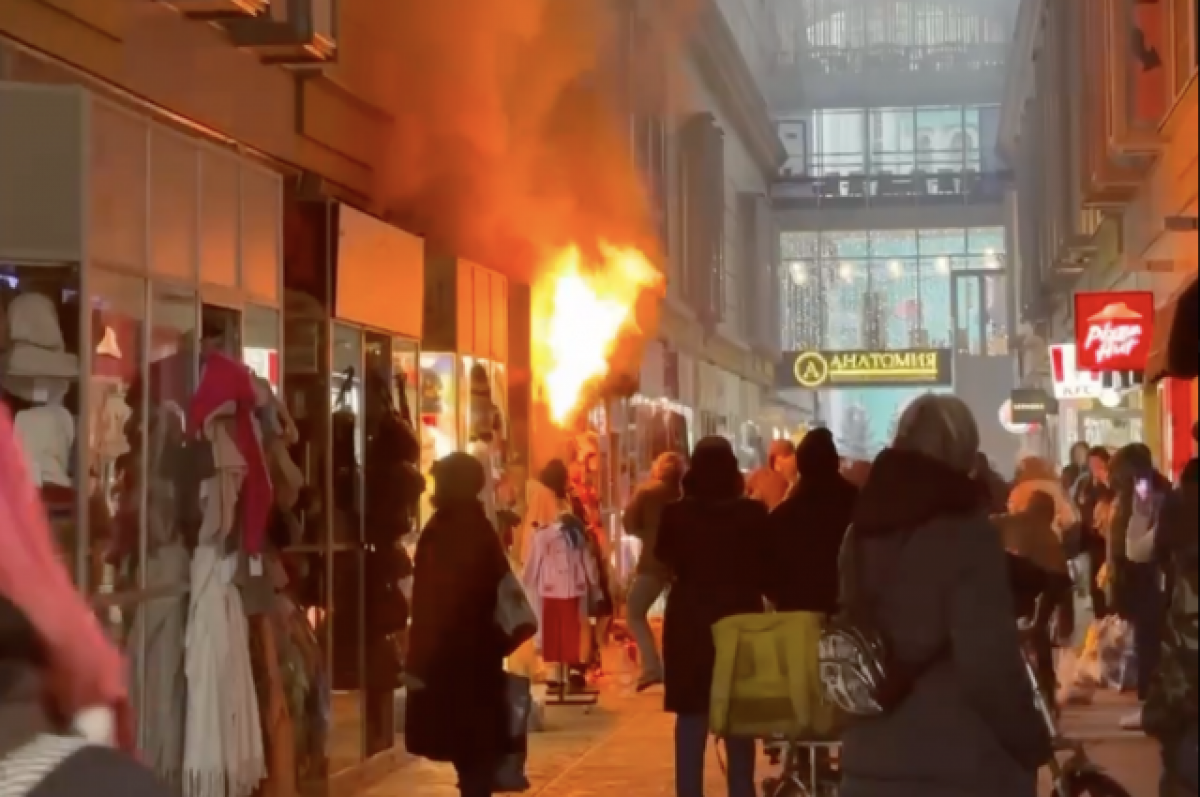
[656,436,770,797]
[765,428,857,614]
[405,453,512,797]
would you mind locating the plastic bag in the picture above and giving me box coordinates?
[1095,616,1137,691]
[493,674,532,792]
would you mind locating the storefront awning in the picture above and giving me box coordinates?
[1147,276,1198,382]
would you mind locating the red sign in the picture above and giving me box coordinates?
[1074,291,1156,372]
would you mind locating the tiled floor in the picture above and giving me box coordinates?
[367,688,1162,797]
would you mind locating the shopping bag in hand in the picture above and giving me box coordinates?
[493,674,532,792]
[496,571,538,657]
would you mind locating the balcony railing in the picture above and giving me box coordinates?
[775,42,1009,76]
[771,168,1011,208]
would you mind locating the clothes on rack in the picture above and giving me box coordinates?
[522,517,598,665]
[189,352,272,556]
[183,415,266,797]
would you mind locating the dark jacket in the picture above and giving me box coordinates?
[1145,457,1199,741]
[623,478,683,579]
[404,498,511,766]
[1106,444,1171,614]
[765,428,857,614]
[656,438,770,716]
[838,449,1050,797]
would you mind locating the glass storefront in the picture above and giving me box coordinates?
[280,200,426,778]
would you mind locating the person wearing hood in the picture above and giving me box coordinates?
[745,439,795,510]
[838,395,1049,797]
[975,452,1012,514]
[765,427,857,615]
[1107,443,1172,731]
[405,453,513,797]
[623,452,685,690]
[656,437,770,797]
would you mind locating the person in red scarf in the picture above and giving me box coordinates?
[1,405,169,792]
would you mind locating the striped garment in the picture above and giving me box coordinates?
[0,735,88,797]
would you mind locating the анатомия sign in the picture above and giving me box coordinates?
[776,348,954,390]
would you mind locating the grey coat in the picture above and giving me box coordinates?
[837,450,1050,797]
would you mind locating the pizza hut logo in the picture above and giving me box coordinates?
[1083,302,1146,365]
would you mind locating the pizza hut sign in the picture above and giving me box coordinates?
[1074,291,1156,372]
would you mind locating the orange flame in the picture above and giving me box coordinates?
[532,243,662,425]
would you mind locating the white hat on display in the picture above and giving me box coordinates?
[0,292,79,381]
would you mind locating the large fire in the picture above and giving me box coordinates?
[533,243,662,425]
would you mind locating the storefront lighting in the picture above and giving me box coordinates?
[1099,390,1123,409]
[788,261,808,285]
[888,260,904,278]
[936,256,951,274]
[839,262,855,282]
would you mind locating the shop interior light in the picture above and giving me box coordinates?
[839,262,855,282]
[788,261,808,285]
[1099,390,1123,409]
[888,260,904,278]
[936,256,951,274]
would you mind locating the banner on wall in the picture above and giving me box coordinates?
[776,348,953,390]
[1049,343,1145,400]
[1074,291,1155,372]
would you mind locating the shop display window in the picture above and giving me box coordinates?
[418,352,458,524]
[0,262,83,567]
[245,305,281,393]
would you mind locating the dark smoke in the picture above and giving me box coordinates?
[377,0,687,281]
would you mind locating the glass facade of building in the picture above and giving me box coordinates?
[806,104,1002,176]
[780,226,1009,456]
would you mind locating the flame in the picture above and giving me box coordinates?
[533,242,662,425]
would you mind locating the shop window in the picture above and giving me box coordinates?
[241,166,282,302]
[0,262,83,568]
[244,304,280,392]
[417,352,458,525]
[329,322,364,774]
[90,103,147,273]
[149,128,199,281]
[199,150,240,289]
[201,303,241,357]
[88,269,147,599]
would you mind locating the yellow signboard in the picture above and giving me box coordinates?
[778,349,954,390]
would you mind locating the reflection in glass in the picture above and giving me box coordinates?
[329,324,364,773]
[245,305,281,392]
[133,283,197,775]
[0,263,83,569]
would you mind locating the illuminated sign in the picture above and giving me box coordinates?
[1010,389,1051,424]
[777,349,953,390]
[1074,291,1155,372]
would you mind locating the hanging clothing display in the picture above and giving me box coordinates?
[183,413,266,797]
[522,517,597,665]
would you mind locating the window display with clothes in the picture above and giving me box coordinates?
[0,288,84,557]
[522,510,599,666]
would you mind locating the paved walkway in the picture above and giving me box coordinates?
[371,689,1162,797]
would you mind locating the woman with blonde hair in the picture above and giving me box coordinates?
[838,394,1050,797]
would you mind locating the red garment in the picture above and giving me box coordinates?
[541,597,583,664]
[188,352,272,555]
[0,406,134,751]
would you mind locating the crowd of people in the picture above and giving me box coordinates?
[1,391,1197,797]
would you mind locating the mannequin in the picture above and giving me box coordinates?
[1,292,83,556]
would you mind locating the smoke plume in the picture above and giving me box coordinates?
[376,0,687,281]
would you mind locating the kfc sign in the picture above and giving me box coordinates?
[1074,291,1155,372]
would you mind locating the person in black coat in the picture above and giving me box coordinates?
[655,436,770,797]
[404,453,511,797]
[766,428,857,614]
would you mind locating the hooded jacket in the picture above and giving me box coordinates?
[765,428,857,614]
